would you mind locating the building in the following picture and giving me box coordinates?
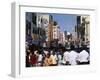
[82,16,90,43]
[76,16,90,46]
[26,12,47,46]
[26,12,37,36]
[37,14,50,41]
[59,31,65,46]
[47,22,53,47]
[36,13,54,47]
[52,21,60,40]
[37,14,53,46]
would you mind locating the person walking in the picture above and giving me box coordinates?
[77,49,89,65]
[62,50,70,65]
[43,53,53,66]
[50,51,58,66]
[29,51,38,67]
[68,49,78,65]
[37,51,43,66]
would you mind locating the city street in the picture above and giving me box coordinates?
[26,12,90,67]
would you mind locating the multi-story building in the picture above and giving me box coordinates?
[36,13,54,47]
[26,12,37,45]
[26,12,47,46]
[37,14,49,41]
[76,16,90,46]
[52,22,60,40]
[47,22,53,47]
[82,16,90,43]
[26,12,36,36]
[59,31,65,46]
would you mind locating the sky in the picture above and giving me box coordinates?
[26,12,77,33]
[49,13,77,33]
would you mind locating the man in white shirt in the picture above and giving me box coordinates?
[37,53,43,66]
[68,50,78,65]
[62,50,70,65]
[58,54,62,66]
[78,50,89,64]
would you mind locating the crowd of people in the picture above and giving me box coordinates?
[26,46,90,67]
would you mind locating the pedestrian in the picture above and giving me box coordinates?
[28,52,33,67]
[29,51,38,67]
[77,49,89,65]
[26,50,30,67]
[68,49,78,65]
[43,53,53,66]
[62,50,70,65]
[57,52,62,66]
[50,51,58,66]
[37,51,43,66]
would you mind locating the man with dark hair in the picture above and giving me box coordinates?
[29,50,39,67]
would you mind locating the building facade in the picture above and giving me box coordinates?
[76,15,90,46]
[52,25,60,40]
[59,31,65,46]
[26,12,47,46]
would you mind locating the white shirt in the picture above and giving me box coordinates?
[78,50,89,62]
[44,50,49,55]
[68,51,78,65]
[58,54,62,65]
[63,51,70,63]
[38,54,43,62]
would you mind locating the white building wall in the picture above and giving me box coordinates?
[37,14,50,41]
[59,32,65,45]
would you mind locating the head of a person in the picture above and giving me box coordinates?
[79,47,85,52]
[50,50,53,54]
[46,53,51,58]
[27,49,30,53]
[29,51,33,56]
[38,49,42,54]
[34,50,39,55]
[66,48,71,52]
[75,48,81,53]
[44,50,48,55]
